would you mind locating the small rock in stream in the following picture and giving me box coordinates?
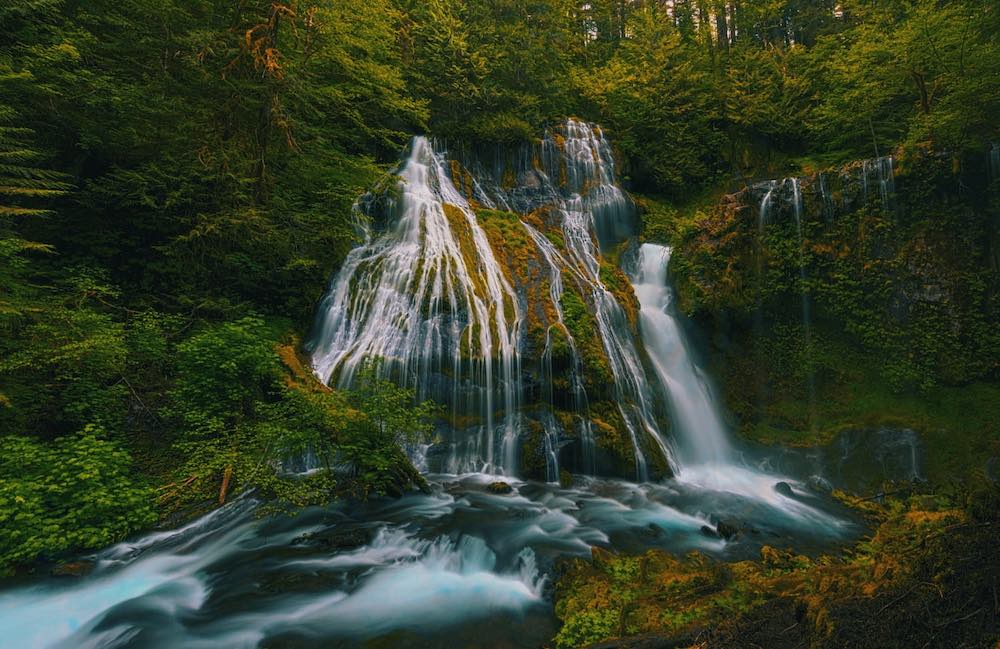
[807,475,833,494]
[774,481,794,497]
[486,481,514,494]
[291,528,369,550]
[716,520,741,540]
[51,561,94,578]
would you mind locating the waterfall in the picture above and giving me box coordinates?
[758,180,778,229]
[862,156,894,211]
[309,137,523,476]
[524,224,596,476]
[791,179,816,420]
[310,120,675,480]
[990,143,1000,182]
[634,244,730,466]
[876,156,895,211]
[536,122,674,480]
[630,243,840,524]
[818,173,835,223]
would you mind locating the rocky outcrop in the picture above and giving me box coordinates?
[311,121,675,482]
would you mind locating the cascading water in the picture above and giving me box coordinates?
[862,156,895,211]
[524,223,596,476]
[759,180,779,229]
[525,122,675,480]
[990,143,1000,182]
[311,119,675,480]
[630,243,847,515]
[634,244,730,466]
[791,178,816,420]
[309,137,524,475]
[818,173,835,223]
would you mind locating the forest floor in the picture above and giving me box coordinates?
[553,484,1000,649]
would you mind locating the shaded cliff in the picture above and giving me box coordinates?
[654,148,1000,480]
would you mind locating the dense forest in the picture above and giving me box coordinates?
[1,1,999,647]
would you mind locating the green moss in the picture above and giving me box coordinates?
[476,207,551,334]
[560,284,615,394]
[658,152,999,486]
[598,255,639,328]
[546,323,573,367]
[520,418,549,480]
[742,375,1000,486]
[589,400,635,469]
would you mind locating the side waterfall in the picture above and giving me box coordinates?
[632,244,845,517]
[791,178,816,422]
[634,244,730,466]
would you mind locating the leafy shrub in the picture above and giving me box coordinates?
[0,426,155,574]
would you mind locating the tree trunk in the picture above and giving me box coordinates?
[911,70,931,114]
[219,464,233,504]
[715,1,729,51]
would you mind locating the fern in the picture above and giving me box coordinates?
[0,104,69,324]
[0,111,69,218]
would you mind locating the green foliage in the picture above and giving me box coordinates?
[811,0,1000,157]
[554,608,619,649]
[0,0,997,582]
[1,306,128,435]
[401,0,579,142]
[0,102,65,327]
[162,322,434,508]
[167,317,280,432]
[0,426,156,575]
[575,5,722,194]
[164,317,338,506]
[337,362,437,498]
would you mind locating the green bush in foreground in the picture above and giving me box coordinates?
[0,426,156,575]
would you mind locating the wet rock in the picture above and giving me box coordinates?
[638,524,665,541]
[486,481,514,494]
[700,525,720,539]
[291,528,368,550]
[716,520,741,540]
[559,469,574,489]
[807,475,833,494]
[51,561,93,578]
[774,481,794,497]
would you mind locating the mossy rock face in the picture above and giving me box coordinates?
[448,160,477,201]
[475,207,558,354]
[485,481,514,494]
[519,417,550,481]
[588,401,637,475]
[599,256,640,329]
[559,283,616,400]
[654,149,1000,485]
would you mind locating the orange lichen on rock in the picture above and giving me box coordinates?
[553,489,999,649]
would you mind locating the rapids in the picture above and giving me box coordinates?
[0,470,855,649]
